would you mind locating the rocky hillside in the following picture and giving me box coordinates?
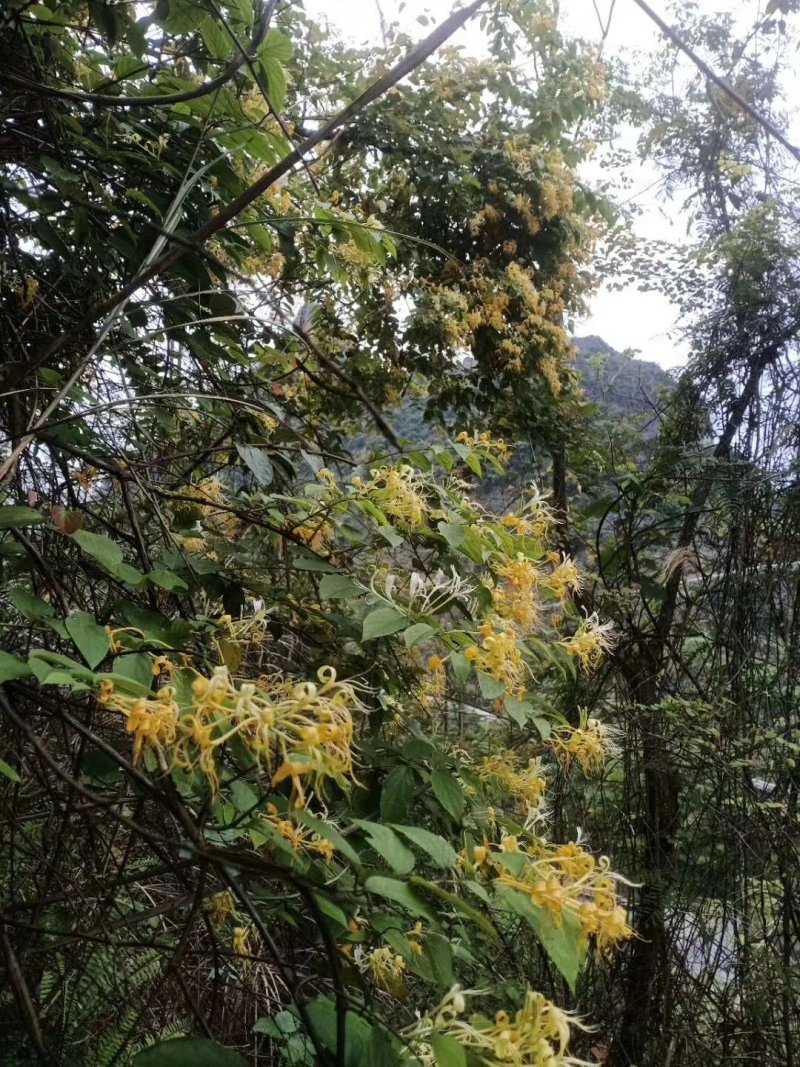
[574,335,672,427]
[383,335,672,455]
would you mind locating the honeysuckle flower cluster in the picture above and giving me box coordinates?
[264,809,338,862]
[98,680,179,768]
[291,520,334,552]
[493,841,633,953]
[550,713,618,776]
[356,945,408,997]
[369,567,476,622]
[355,463,431,527]
[500,485,559,541]
[470,620,527,694]
[456,429,513,463]
[217,609,270,650]
[178,476,239,536]
[99,662,361,804]
[560,612,616,670]
[478,751,548,818]
[403,986,591,1067]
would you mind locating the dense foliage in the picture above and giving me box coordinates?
[0,1,798,1066]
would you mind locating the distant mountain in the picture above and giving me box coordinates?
[378,336,672,452]
[573,335,672,427]
[350,338,672,512]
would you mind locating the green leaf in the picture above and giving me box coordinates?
[319,574,361,600]
[380,765,414,823]
[133,1036,246,1066]
[449,650,471,684]
[9,587,54,621]
[314,894,347,929]
[200,16,231,59]
[477,671,505,700]
[230,778,259,813]
[254,1010,299,1037]
[260,27,293,61]
[236,443,274,487]
[112,652,153,690]
[148,565,188,592]
[304,997,372,1067]
[437,520,484,562]
[437,522,465,551]
[258,56,287,111]
[0,506,44,529]
[0,652,33,683]
[353,819,415,874]
[0,758,20,783]
[71,530,145,584]
[410,875,499,941]
[403,622,435,648]
[65,612,110,669]
[28,664,89,689]
[431,769,465,821]
[532,717,551,740]
[368,1026,401,1067]
[295,810,362,868]
[498,887,585,991]
[393,826,457,868]
[364,876,437,922]
[504,696,533,727]
[72,529,123,569]
[424,932,455,989]
[362,607,407,642]
[431,1031,466,1067]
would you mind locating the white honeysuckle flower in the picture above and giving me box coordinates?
[370,566,475,615]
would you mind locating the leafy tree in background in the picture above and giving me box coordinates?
[0,2,631,1066]
[568,6,800,1064]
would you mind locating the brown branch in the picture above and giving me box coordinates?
[0,913,53,1063]
[293,323,401,450]
[631,0,800,163]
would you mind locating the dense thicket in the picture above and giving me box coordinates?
[0,1,798,1066]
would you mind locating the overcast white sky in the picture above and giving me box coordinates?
[303,0,768,369]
